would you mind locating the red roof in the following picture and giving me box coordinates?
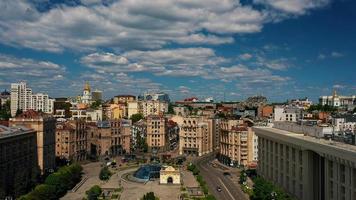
[16,110,45,119]
[184,97,198,102]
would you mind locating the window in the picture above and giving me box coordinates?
[340,164,345,183]
[328,161,333,178]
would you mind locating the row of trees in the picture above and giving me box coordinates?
[251,177,293,200]
[308,104,337,112]
[187,164,216,200]
[0,100,11,120]
[19,163,83,200]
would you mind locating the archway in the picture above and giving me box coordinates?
[167,177,173,184]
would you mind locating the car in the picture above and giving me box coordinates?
[216,186,222,192]
[223,172,231,176]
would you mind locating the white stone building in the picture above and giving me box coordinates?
[319,90,356,108]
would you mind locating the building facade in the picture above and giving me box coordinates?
[11,82,54,117]
[0,126,38,199]
[55,120,87,161]
[140,100,168,117]
[319,90,356,108]
[9,110,56,174]
[178,116,213,156]
[147,115,167,152]
[219,119,255,167]
[254,127,356,200]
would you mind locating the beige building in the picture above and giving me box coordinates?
[87,120,132,158]
[9,110,56,174]
[55,120,87,161]
[178,116,213,156]
[140,101,168,117]
[254,127,356,200]
[113,95,136,104]
[0,126,38,199]
[160,166,181,184]
[219,119,255,167]
[127,101,139,118]
[147,115,167,152]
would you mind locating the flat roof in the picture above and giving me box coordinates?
[253,127,356,162]
[0,125,35,139]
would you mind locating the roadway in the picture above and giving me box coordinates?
[194,154,248,200]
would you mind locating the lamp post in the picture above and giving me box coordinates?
[271,191,277,200]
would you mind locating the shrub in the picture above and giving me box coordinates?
[99,167,112,181]
[19,163,83,200]
[86,185,102,200]
[142,192,158,200]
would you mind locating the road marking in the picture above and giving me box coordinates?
[218,177,236,200]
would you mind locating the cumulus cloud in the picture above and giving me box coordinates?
[254,0,330,15]
[0,0,267,52]
[255,56,290,70]
[81,48,227,75]
[239,53,253,60]
[331,51,344,58]
[0,0,330,52]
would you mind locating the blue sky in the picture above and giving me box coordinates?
[0,0,355,102]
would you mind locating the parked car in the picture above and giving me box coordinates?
[223,172,231,176]
[216,186,222,192]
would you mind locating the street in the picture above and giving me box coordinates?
[194,154,249,200]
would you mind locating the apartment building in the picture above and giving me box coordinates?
[113,95,136,104]
[219,119,255,167]
[131,119,146,152]
[147,115,167,152]
[178,116,213,156]
[9,110,56,174]
[0,126,38,199]
[55,120,87,161]
[10,82,54,117]
[140,101,168,117]
[254,127,356,200]
[87,120,132,158]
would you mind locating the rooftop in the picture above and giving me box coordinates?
[0,125,34,139]
[254,127,356,155]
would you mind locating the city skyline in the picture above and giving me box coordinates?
[0,0,355,102]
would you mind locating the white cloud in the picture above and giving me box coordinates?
[331,51,344,58]
[256,56,290,70]
[255,0,330,15]
[239,53,253,60]
[318,53,326,60]
[0,0,330,52]
[0,0,267,52]
[81,48,227,75]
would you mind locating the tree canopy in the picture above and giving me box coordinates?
[86,185,102,200]
[130,113,144,123]
[308,104,337,112]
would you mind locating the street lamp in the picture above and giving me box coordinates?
[271,191,277,200]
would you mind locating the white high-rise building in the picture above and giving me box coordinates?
[10,82,54,117]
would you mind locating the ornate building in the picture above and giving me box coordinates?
[81,82,92,104]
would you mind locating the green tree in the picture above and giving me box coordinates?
[251,177,292,200]
[90,100,102,109]
[99,167,112,181]
[167,103,175,114]
[142,192,158,200]
[130,113,144,123]
[16,109,23,116]
[0,100,11,120]
[86,185,102,200]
